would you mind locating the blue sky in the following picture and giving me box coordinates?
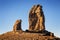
[0,0,60,37]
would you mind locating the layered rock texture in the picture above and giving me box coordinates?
[0,4,60,40]
[29,5,45,31]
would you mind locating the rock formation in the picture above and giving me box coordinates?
[13,19,22,32]
[29,5,45,31]
[0,4,60,40]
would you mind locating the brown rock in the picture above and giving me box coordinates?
[29,5,45,31]
[13,19,22,32]
[0,32,60,40]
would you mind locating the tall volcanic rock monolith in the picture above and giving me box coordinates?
[29,5,45,31]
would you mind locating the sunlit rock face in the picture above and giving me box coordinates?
[13,19,22,32]
[29,5,45,31]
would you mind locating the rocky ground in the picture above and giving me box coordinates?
[0,30,60,40]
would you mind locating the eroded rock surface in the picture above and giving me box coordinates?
[29,5,45,31]
[13,20,22,32]
[0,32,60,40]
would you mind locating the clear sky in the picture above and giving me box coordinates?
[0,0,60,37]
